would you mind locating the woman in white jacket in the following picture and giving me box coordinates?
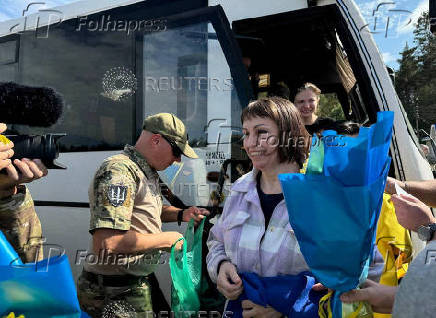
[207,97,313,318]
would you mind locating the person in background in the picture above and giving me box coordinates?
[293,82,336,135]
[268,82,291,100]
[385,177,436,208]
[0,123,48,263]
[341,185,436,317]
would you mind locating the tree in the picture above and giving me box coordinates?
[317,93,346,120]
[395,43,419,129]
[395,11,436,137]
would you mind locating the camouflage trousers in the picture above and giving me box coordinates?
[77,271,154,318]
[0,190,44,263]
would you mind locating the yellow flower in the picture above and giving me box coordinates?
[0,135,11,145]
[3,313,25,318]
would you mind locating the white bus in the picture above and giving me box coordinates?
[0,0,434,304]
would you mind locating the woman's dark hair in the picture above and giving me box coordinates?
[241,97,309,168]
[268,82,290,100]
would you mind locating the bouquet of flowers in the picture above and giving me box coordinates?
[279,112,393,317]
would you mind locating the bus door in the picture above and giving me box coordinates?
[232,0,433,256]
[136,6,252,303]
[136,5,252,208]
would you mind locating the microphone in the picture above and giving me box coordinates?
[0,82,63,127]
[0,82,66,169]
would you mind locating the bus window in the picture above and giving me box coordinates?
[2,25,135,152]
[138,18,249,206]
[141,23,209,147]
[0,39,18,82]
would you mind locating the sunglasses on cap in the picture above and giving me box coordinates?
[160,134,183,158]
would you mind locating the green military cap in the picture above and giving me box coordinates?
[143,113,198,159]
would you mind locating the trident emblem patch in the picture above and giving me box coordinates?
[107,185,128,207]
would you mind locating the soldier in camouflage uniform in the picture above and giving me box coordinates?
[77,113,209,318]
[0,123,47,263]
[0,186,44,263]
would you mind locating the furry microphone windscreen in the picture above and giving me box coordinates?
[0,82,64,127]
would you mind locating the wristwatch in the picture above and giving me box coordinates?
[417,223,436,241]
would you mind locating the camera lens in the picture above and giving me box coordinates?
[8,134,59,161]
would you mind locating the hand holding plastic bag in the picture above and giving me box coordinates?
[170,218,206,317]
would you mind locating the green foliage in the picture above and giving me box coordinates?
[317,94,346,120]
[395,11,436,138]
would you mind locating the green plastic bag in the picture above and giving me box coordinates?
[170,218,206,318]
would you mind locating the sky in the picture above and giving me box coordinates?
[0,0,430,70]
[354,0,429,69]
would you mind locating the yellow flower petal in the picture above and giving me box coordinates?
[3,313,25,318]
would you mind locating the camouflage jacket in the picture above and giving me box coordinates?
[0,185,43,263]
[85,145,163,276]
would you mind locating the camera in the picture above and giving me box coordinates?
[0,82,66,169]
[6,134,66,169]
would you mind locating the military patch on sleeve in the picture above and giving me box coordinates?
[107,184,128,207]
